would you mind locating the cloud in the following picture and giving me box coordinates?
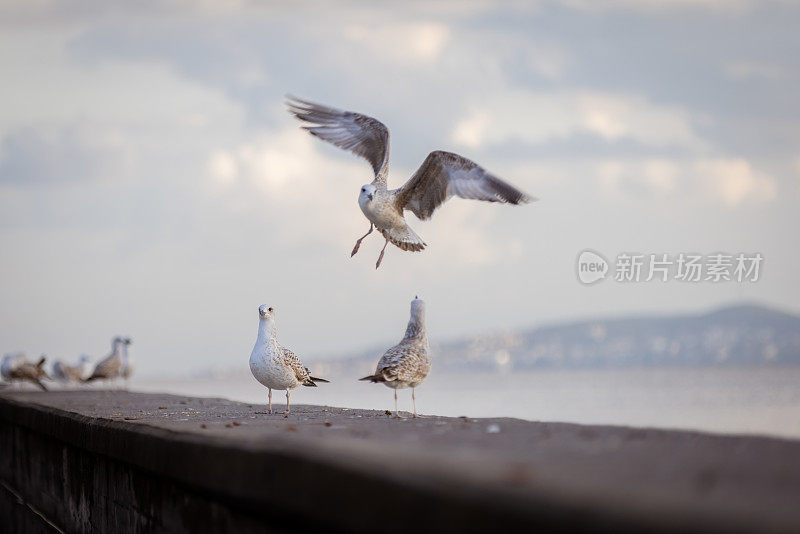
[208,127,361,195]
[0,124,132,186]
[451,89,705,150]
[723,61,787,81]
[596,157,777,206]
[410,202,524,266]
[452,111,491,148]
[0,42,245,140]
[205,127,369,247]
[563,0,758,13]
[343,22,450,65]
[0,0,267,29]
[598,159,679,197]
[695,157,777,206]
[453,30,572,82]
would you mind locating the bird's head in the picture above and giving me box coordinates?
[410,296,426,319]
[359,183,376,204]
[258,304,275,320]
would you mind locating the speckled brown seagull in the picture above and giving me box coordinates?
[287,96,535,268]
[360,296,430,418]
[85,336,125,385]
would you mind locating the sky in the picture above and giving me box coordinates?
[0,0,798,374]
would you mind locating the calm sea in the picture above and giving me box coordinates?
[134,366,800,439]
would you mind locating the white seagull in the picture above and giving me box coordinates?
[53,355,93,383]
[287,96,535,268]
[249,305,328,414]
[1,352,26,384]
[85,337,125,385]
[360,297,430,418]
[120,337,134,388]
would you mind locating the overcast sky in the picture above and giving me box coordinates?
[1,1,798,374]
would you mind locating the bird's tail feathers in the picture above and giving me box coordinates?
[379,226,426,253]
[359,374,385,383]
[309,376,329,383]
[34,379,47,391]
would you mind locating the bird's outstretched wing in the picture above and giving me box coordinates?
[395,151,533,220]
[286,96,390,181]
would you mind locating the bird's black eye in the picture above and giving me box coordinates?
[361,188,365,192]
[268,307,273,312]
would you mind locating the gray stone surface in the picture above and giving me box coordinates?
[2,390,800,533]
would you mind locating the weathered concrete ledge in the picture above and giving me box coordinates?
[2,391,800,533]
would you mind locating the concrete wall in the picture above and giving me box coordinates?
[0,395,596,533]
[4,391,800,533]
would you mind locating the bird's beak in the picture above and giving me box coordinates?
[368,193,373,201]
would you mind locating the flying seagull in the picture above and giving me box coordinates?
[249,304,328,414]
[287,96,535,268]
[360,296,430,418]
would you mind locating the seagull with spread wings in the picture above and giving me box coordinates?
[287,96,535,268]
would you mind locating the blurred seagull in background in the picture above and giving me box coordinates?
[85,336,125,386]
[287,96,535,268]
[360,296,430,418]
[1,352,26,385]
[120,337,134,388]
[2,354,49,390]
[249,305,328,414]
[53,355,93,383]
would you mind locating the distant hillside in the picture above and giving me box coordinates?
[312,304,800,376]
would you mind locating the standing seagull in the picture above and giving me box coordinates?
[53,355,93,383]
[287,96,535,268]
[120,337,134,388]
[249,305,328,414]
[360,297,430,418]
[85,337,124,386]
[1,353,26,384]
